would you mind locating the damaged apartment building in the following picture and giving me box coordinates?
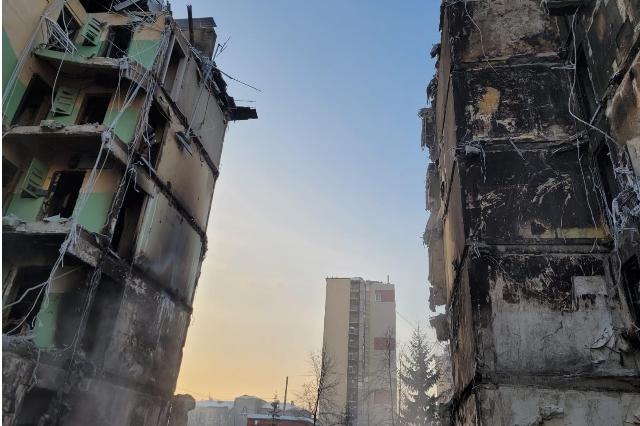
[422,0,640,424]
[2,0,256,424]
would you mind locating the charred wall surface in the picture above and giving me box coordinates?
[423,0,640,424]
[1,1,256,425]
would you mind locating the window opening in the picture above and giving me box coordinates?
[164,42,185,95]
[140,103,168,167]
[15,387,56,426]
[575,48,597,121]
[110,183,145,260]
[103,26,133,59]
[78,0,111,12]
[45,171,85,219]
[3,157,19,202]
[51,7,80,52]
[76,94,111,125]
[47,267,86,348]
[3,266,51,335]
[622,255,640,323]
[596,142,618,208]
[80,0,154,12]
[82,277,125,360]
[12,75,52,126]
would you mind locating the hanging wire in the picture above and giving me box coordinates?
[3,7,169,348]
[43,16,77,54]
[2,0,66,121]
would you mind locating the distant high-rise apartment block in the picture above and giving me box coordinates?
[321,277,396,426]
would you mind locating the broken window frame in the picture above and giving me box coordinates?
[139,102,169,169]
[11,74,52,126]
[174,130,194,155]
[4,262,88,347]
[44,170,86,219]
[75,93,112,125]
[3,157,20,203]
[102,25,134,59]
[162,37,187,98]
[110,181,148,262]
[50,6,81,52]
[2,266,52,336]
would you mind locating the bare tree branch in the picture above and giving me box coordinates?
[296,346,340,426]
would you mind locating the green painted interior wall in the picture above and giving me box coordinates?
[33,294,59,348]
[6,191,114,233]
[4,194,44,221]
[3,29,18,91]
[40,84,141,142]
[34,23,160,71]
[3,79,26,124]
[74,40,103,59]
[5,185,114,234]
[105,103,139,144]
[127,39,160,70]
[75,192,114,233]
[45,90,141,136]
[46,88,82,125]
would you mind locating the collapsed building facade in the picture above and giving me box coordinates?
[2,0,255,424]
[423,0,640,424]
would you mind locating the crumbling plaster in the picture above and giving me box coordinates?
[424,0,640,424]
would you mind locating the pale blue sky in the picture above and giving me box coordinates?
[175,1,440,400]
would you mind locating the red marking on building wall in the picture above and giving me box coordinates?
[373,390,392,405]
[376,290,395,302]
[373,337,395,350]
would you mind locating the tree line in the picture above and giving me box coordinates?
[297,326,447,426]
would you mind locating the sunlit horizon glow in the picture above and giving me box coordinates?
[174,0,440,402]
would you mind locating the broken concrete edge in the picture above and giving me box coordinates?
[107,132,210,243]
[423,2,638,424]
[2,216,195,312]
[3,119,211,244]
[1,1,255,423]
[166,18,257,122]
[33,47,150,92]
[2,338,182,402]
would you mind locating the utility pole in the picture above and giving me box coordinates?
[398,359,402,423]
[283,376,289,414]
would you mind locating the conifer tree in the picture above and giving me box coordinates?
[399,327,439,426]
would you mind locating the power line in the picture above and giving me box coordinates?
[396,310,417,330]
